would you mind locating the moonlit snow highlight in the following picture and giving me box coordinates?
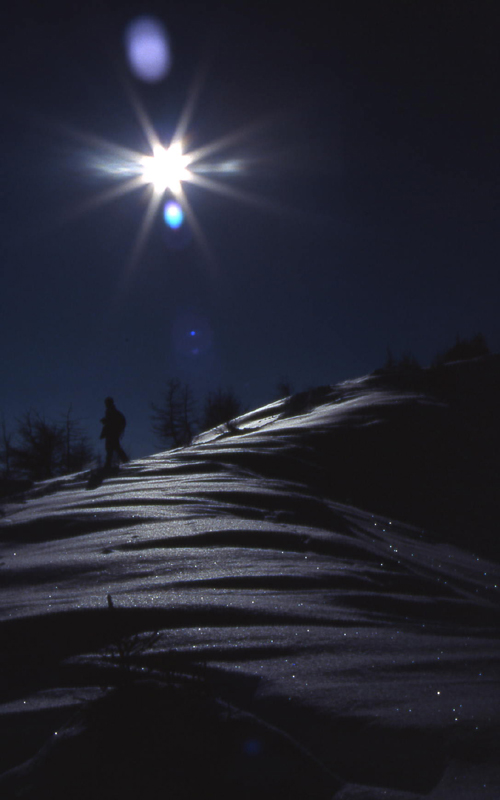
[1,358,499,798]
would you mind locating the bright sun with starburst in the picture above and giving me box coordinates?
[61,69,277,283]
[139,141,190,194]
[53,13,290,284]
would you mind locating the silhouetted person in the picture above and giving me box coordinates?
[100,397,128,470]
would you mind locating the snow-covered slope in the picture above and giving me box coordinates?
[1,360,499,798]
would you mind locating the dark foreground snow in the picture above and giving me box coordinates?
[1,359,499,798]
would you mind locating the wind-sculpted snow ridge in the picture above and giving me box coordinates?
[0,361,499,798]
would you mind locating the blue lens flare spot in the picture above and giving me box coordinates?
[163,200,184,229]
[243,738,262,756]
[125,16,171,83]
[172,313,214,360]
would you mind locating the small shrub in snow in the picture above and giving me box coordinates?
[432,333,490,367]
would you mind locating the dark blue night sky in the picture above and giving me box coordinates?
[1,0,499,458]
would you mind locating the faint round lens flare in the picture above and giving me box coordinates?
[172,312,213,359]
[125,16,171,82]
[164,200,184,229]
[141,143,189,193]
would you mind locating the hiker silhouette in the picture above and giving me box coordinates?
[100,397,128,469]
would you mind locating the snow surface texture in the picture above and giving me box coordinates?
[1,358,499,798]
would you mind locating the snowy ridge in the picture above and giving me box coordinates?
[0,361,499,798]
